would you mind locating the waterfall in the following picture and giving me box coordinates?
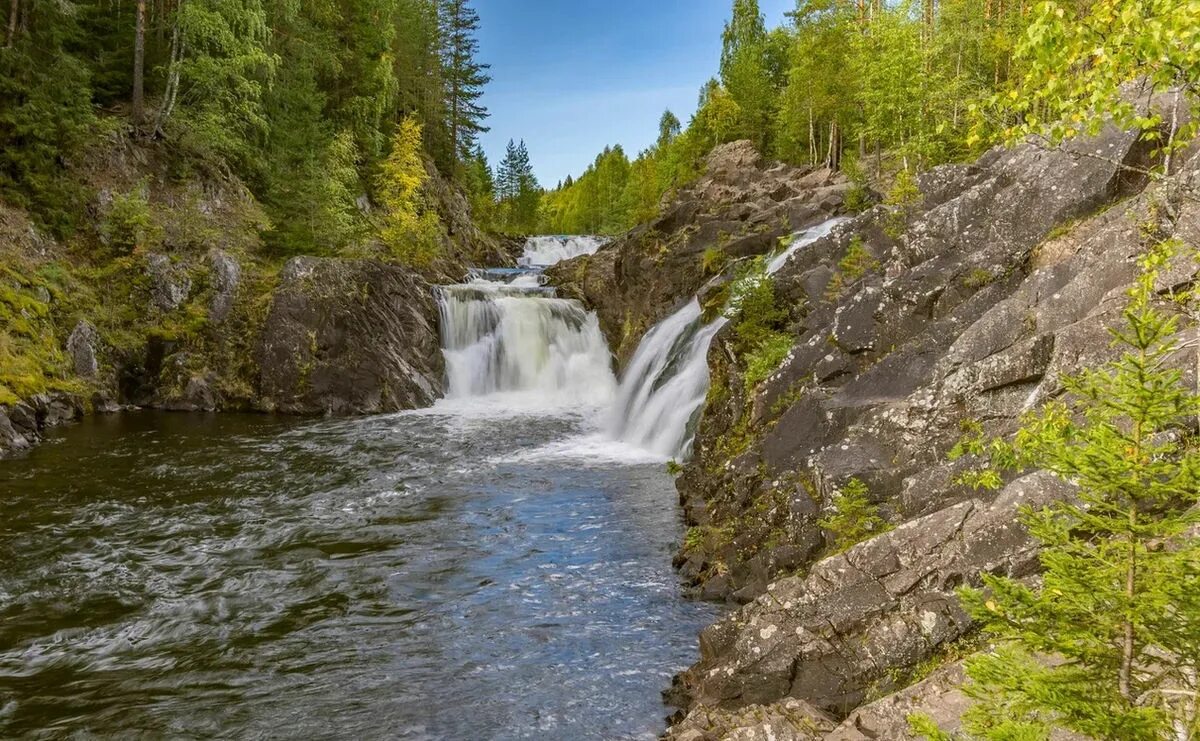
[607,300,727,458]
[609,217,847,459]
[519,236,607,267]
[435,278,616,406]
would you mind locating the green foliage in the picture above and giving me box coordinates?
[495,138,540,233]
[100,182,162,255]
[666,459,684,476]
[825,236,878,301]
[937,244,1200,740]
[742,331,792,393]
[962,268,995,290]
[376,118,443,267]
[817,478,891,553]
[883,168,922,238]
[702,246,726,275]
[976,0,1200,172]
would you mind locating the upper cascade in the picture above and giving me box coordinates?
[518,236,607,268]
[434,239,616,407]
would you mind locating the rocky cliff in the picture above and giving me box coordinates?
[545,127,1198,737]
[660,127,1200,736]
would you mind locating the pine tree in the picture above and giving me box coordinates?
[928,244,1200,740]
[437,0,490,171]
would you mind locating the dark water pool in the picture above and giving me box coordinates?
[0,407,717,739]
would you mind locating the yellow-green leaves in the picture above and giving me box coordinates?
[376,118,443,268]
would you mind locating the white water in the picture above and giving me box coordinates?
[432,219,843,461]
[608,217,848,459]
[608,300,727,459]
[435,279,616,409]
[765,216,850,275]
[519,235,607,267]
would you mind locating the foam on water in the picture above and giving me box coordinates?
[518,235,607,267]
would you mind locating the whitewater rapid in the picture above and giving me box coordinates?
[432,222,843,461]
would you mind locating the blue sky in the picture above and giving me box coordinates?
[474,0,794,188]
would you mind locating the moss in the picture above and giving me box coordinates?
[701,245,726,275]
[742,331,792,393]
[817,477,892,553]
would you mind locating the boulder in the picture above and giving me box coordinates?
[145,253,192,312]
[207,248,241,323]
[672,473,1072,720]
[256,257,443,415]
[66,320,101,378]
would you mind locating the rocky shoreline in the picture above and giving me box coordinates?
[554,127,1199,737]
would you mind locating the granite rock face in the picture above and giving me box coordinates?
[256,257,444,415]
[542,128,1198,734]
[548,141,851,367]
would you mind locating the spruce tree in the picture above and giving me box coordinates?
[437,0,490,171]
[924,244,1200,740]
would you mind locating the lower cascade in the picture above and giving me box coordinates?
[609,217,848,459]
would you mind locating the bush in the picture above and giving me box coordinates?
[100,181,162,255]
[817,478,891,552]
[824,236,878,301]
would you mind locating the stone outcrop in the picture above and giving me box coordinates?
[675,124,1160,602]
[549,141,850,366]
[653,128,1200,733]
[256,257,443,415]
[66,320,101,378]
[0,393,84,458]
[206,248,241,323]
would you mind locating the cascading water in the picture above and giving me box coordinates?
[435,281,615,404]
[607,300,728,458]
[609,217,848,459]
[519,235,607,267]
[434,236,616,408]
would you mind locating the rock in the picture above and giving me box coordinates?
[671,473,1073,720]
[66,319,101,378]
[91,390,121,414]
[0,408,31,457]
[676,124,1158,606]
[145,253,192,312]
[207,248,241,323]
[828,661,970,740]
[256,257,443,415]
[0,392,83,457]
[664,698,837,741]
[549,140,848,366]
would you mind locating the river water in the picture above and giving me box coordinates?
[0,406,717,739]
[0,225,841,739]
[0,235,728,740]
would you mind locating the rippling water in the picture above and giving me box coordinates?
[0,406,717,739]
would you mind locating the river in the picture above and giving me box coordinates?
[0,235,730,740]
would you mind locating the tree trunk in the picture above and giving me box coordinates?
[155,7,183,136]
[132,0,147,127]
[5,0,17,48]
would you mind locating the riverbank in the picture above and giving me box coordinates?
[0,127,521,458]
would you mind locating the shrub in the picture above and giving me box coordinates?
[825,236,879,301]
[100,181,162,255]
[817,478,891,552]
